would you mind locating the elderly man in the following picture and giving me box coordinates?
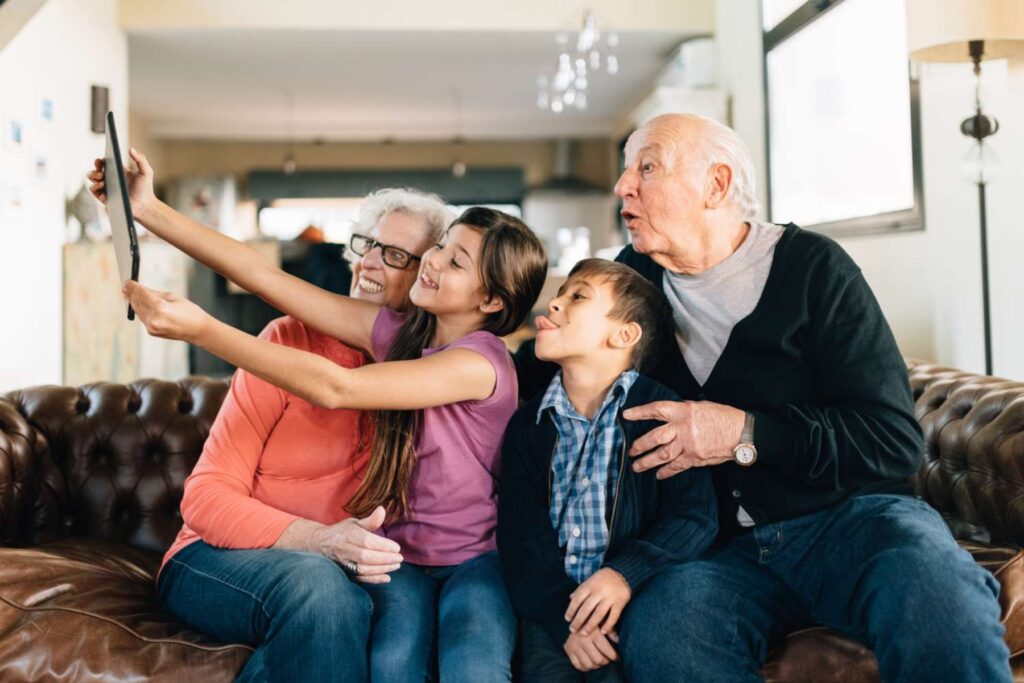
[609,114,1011,682]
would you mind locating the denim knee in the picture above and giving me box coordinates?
[621,565,714,668]
[268,553,372,627]
[849,519,1011,682]
[864,542,1004,642]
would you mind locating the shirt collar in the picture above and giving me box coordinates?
[537,369,640,425]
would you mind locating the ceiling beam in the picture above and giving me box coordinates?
[120,0,713,34]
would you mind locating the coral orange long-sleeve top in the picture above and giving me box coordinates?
[159,316,372,576]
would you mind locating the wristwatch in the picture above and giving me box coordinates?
[733,412,757,467]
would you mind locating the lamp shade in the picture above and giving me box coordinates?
[907,0,1024,62]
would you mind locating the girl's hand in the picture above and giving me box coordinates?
[566,567,633,636]
[310,506,405,585]
[123,280,210,343]
[87,147,157,222]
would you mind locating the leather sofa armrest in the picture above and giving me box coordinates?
[0,396,39,546]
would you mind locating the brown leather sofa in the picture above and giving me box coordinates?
[0,361,1022,681]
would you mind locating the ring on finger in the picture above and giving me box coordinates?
[346,561,359,574]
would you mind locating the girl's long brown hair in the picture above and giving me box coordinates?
[346,207,547,522]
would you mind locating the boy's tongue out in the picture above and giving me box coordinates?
[535,315,559,331]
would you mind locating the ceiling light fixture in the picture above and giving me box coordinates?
[283,88,297,176]
[451,88,468,178]
[537,10,619,114]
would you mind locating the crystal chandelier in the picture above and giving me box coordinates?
[537,11,619,114]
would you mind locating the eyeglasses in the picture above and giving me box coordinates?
[348,233,422,270]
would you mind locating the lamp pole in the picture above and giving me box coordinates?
[961,39,998,376]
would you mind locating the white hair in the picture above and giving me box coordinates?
[352,187,454,246]
[655,114,759,220]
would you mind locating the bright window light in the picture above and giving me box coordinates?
[765,0,918,229]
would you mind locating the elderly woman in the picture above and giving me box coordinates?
[91,149,452,683]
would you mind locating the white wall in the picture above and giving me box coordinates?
[0,0,128,391]
[713,0,1024,378]
[917,59,1024,379]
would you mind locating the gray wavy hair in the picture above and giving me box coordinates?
[649,113,760,220]
[688,115,759,219]
[346,188,454,264]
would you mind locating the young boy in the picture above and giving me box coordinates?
[497,258,719,682]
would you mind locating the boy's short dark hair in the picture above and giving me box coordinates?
[566,258,673,372]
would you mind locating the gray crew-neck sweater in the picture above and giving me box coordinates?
[662,221,784,387]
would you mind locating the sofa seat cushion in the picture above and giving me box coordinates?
[0,539,250,682]
[761,542,1024,683]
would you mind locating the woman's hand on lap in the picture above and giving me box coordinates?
[311,506,404,584]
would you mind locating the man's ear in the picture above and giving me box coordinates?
[610,321,643,352]
[479,296,505,314]
[705,163,733,210]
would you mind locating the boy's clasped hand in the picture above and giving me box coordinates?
[563,567,633,672]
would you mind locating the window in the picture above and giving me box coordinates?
[258,198,366,243]
[763,0,923,236]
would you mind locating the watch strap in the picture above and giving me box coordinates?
[741,411,755,445]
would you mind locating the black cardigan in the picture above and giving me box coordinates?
[497,374,718,645]
[616,223,924,536]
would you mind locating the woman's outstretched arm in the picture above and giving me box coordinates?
[88,149,379,354]
[125,281,497,411]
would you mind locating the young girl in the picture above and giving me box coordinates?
[89,150,547,682]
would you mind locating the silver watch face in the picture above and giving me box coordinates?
[735,444,757,466]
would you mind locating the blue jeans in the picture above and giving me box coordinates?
[158,540,373,682]
[620,494,1012,683]
[361,550,515,683]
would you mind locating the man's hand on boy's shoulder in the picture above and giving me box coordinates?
[623,399,745,479]
[564,630,619,672]
[565,567,632,636]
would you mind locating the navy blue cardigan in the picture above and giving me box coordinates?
[497,374,718,644]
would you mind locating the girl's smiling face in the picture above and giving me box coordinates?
[410,223,496,319]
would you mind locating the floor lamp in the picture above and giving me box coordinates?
[906,0,1024,376]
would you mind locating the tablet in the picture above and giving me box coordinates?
[104,111,139,321]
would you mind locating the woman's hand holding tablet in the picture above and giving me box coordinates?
[122,280,211,344]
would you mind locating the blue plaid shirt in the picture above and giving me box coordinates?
[537,369,639,583]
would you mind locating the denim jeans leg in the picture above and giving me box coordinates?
[158,540,373,683]
[782,494,1013,683]
[363,563,437,683]
[436,551,516,682]
[619,538,809,683]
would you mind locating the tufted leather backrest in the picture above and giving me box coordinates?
[3,365,1024,554]
[0,378,227,552]
[908,360,1024,547]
